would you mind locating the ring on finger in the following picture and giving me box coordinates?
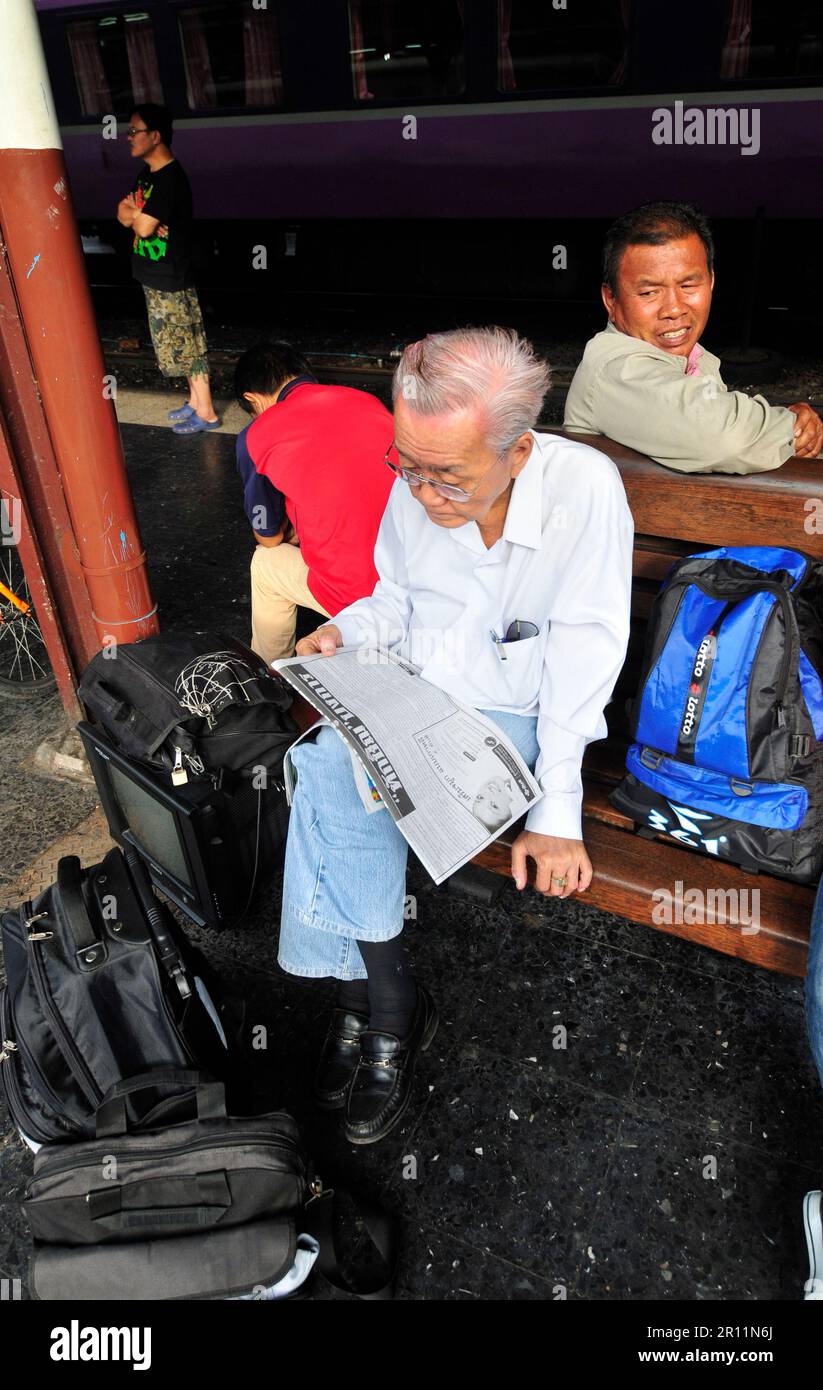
[552,875,568,887]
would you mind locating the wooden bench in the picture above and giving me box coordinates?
[475,437,823,978]
[292,438,823,978]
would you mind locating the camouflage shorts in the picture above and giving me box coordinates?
[143,286,209,378]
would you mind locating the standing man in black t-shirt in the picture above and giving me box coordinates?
[116,103,220,434]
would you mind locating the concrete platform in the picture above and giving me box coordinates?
[0,404,821,1301]
[114,386,247,435]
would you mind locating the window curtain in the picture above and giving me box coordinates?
[498,0,515,91]
[350,0,373,99]
[243,9,282,105]
[67,21,112,115]
[124,17,163,104]
[608,0,632,84]
[179,9,217,109]
[720,0,752,78]
[350,0,406,99]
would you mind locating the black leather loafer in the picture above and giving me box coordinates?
[314,1009,370,1109]
[343,985,439,1145]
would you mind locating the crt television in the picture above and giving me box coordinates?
[78,721,288,929]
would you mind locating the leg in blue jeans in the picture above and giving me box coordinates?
[805,876,823,1090]
[278,708,539,980]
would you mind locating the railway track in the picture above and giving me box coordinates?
[101,339,575,419]
[101,339,821,418]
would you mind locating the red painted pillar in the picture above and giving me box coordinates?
[0,0,158,659]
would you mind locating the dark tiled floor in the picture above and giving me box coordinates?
[0,421,820,1301]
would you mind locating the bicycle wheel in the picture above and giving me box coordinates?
[0,544,56,692]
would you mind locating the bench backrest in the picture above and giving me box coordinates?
[558,431,823,562]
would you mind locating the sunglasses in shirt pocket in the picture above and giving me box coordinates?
[491,619,548,697]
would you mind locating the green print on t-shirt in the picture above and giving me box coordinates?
[132,178,167,261]
[134,234,168,261]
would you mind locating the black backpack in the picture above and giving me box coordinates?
[0,849,237,1146]
[77,631,299,786]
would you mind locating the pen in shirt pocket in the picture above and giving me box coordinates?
[490,628,508,661]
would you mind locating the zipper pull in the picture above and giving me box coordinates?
[171,746,188,786]
[0,1039,18,1063]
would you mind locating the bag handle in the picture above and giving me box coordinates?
[84,680,130,724]
[304,1185,398,1301]
[56,856,98,955]
[95,1069,226,1138]
[88,1171,232,1232]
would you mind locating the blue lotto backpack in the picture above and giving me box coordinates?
[611,547,823,883]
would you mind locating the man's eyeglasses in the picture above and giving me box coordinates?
[127,126,151,137]
[384,440,510,502]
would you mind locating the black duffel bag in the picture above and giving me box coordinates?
[0,849,236,1147]
[77,631,298,785]
[26,1071,397,1301]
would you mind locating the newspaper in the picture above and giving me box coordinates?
[273,646,542,884]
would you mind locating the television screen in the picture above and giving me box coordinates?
[79,720,289,929]
[107,762,193,889]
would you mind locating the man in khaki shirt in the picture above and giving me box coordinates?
[564,201,822,474]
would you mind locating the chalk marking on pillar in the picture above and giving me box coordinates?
[26,254,41,278]
[91,606,158,626]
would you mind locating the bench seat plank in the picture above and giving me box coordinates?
[474,814,812,978]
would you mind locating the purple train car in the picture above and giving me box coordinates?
[30,0,823,325]
[34,0,823,221]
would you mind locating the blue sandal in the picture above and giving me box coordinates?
[172,413,221,435]
[168,402,195,422]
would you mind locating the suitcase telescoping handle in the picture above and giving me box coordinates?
[95,1068,226,1138]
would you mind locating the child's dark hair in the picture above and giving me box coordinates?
[234,341,311,411]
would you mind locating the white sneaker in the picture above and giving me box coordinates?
[803,1191,823,1299]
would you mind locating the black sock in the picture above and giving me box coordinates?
[357,935,418,1041]
[336,977,370,1016]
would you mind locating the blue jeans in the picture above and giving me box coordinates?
[278,709,539,981]
[806,877,823,1089]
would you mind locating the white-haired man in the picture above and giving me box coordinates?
[279,327,634,1145]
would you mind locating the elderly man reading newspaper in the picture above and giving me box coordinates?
[279,327,633,1145]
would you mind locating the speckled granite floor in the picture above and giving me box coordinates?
[0,422,820,1301]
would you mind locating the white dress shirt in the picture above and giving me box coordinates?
[334,431,634,840]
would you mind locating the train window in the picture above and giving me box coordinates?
[178,4,282,109]
[349,0,465,101]
[720,0,823,79]
[499,0,631,91]
[66,13,163,116]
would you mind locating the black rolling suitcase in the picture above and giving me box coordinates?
[0,848,235,1147]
